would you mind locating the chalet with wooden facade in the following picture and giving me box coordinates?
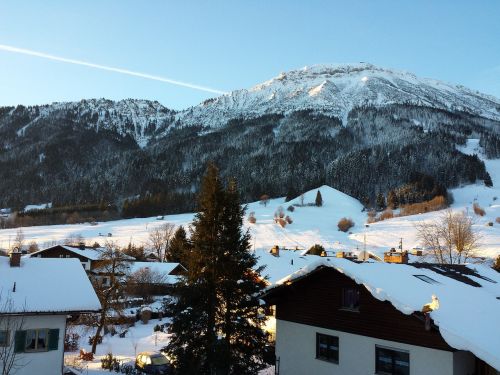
[0,251,101,375]
[263,258,500,375]
[28,244,135,286]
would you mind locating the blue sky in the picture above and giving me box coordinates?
[0,1,499,110]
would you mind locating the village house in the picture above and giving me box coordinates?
[262,258,500,375]
[125,261,187,298]
[28,244,135,286]
[0,250,101,375]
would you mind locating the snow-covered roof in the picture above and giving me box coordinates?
[255,249,320,284]
[29,245,135,261]
[266,258,500,371]
[127,262,185,284]
[0,257,101,314]
[127,261,184,275]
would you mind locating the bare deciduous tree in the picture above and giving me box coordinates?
[0,294,27,375]
[89,241,129,354]
[259,194,270,207]
[416,209,481,264]
[11,229,24,252]
[148,223,176,262]
[126,268,167,303]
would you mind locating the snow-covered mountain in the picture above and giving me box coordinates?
[1,63,500,210]
[179,63,500,128]
[13,98,175,148]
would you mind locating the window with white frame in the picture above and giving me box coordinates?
[25,329,48,352]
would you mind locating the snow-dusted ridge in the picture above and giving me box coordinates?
[14,98,175,148]
[178,63,500,128]
[9,63,500,147]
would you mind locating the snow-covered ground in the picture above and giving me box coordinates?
[1,139,499,266]
[65,318,170,374]
[65,317,273,374]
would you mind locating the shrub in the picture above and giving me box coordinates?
[285,215,293,224]
[248,211,256,224]
[487,222,493,226]
[379,208,394,221]
[275,206,285,219]
[473,202,486,216]
[259,194,270,207]
[399,196,447,216]
[308,244,325,256]
[287,205,295,212]
[101,352,119,371]
[277,218,287,228]
[495,217,500,224]
[494,255,500,271]
[64,333,80,352]
[337,217,354,232]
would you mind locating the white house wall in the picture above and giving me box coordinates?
[1,314,66,375]
[275,319,475,375]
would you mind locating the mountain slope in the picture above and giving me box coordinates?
[1,63,500,212]
[178,63,500,128]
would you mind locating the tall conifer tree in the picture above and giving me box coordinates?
[166,164,268,375]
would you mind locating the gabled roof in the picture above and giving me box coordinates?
[265,258,500,372]
[0,257,101,314]
[127,261,185,284]
[29,245,135,261]
[255,249,319,284]
[127,261,186,275]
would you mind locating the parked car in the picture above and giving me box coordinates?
[135,352,172,374]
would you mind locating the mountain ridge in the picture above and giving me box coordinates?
[1,63,500,212]
[5,63,500,148]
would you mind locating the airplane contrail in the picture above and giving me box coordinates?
[0,44,227,95]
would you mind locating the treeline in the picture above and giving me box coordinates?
[386,173,448,208]
[5,202,120,228]
[122,191,196,218]
[1,102,499,215]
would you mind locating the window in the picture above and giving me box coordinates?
[25,329,48,352]
[0,330,9,346]
[316,333,339,363]
[14,329,59,353]
[413,275,440,284]
[375,346,409,375]
[341,287,360,311]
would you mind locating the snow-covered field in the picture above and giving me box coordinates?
[1,139,499,265]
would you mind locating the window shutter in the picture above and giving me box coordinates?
[48,329,59,351]
[14,330,26,353]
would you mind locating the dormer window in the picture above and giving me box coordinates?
[341,287,360,311]
[413,275,440,284]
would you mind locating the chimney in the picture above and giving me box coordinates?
[384,250,408,264]
[9,249,22,267]
[78,242,85,250]
[270,245,280,257]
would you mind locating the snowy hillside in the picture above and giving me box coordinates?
[2,174,499,278]
[179,63,500,127]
